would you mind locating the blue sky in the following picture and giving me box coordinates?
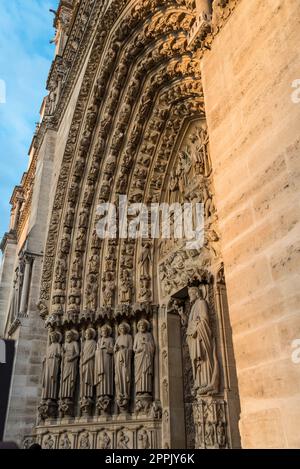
[0,0,59,240]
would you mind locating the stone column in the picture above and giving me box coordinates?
[19,255,32,318]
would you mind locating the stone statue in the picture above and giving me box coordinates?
[205,421,215,447]
[120,269,132,303]
[60,330,79,400]
[139,242,152,279]
[100,431,111,449]
[42,331,62,400]
[114,322,133,410]
[44,434,54,449]
[138,430,150,449]
[117,431,130,449]
[186,286,219,395]
[80,328,96,401]
[79,431,90,449]
[85,274,98,311]
[95,325,114,398]
[102,271,115,307]
[216,421,226,447]
[133,319,155,396]
[60,433,71,449]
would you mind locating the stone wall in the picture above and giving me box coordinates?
[4,131,57,444]
[3,32,89,442]
[201,0,300,448]
[0,238,17,335]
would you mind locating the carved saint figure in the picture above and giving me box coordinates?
[186,286,219,395]
[216,421,226,447]
[100,432,111,449]
[60,433,71,449]
[205,421,215,447]
[44,434,54,449]
[102,271,115,307]
[139,242,152,279]
[80,328,96,399]
[120,269,132,303]
[133,319,155,395]
[117,431,130,449]
[114,322,133,408]
[138,430,150,449]
[60,330,79,399]
[42,331,62,400]
[79,432,90,449]
[95,325,114,398]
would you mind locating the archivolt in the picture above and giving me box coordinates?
[39,0,208,323]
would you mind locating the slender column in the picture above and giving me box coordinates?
[19,256,32,318]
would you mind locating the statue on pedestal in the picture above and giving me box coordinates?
[80,328,96,415]
[40,330,62,419]
[114,322,132,411]
[59,330,79,416]
[95,325,114,413]
[42,331,62,400]
[133,319,155,397]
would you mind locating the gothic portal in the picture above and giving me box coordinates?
[2,0,299,451]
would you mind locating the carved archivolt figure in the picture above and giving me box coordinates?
[139,242,152,279]
[85,274,98,311]
[102,271,115,307]
[187,286,219,395]
[94,325,114,398]
[120,269,132,303]
[114,322,133,408]
[205,421,215,447]
[42,331,62,400]
[133,319,155,395]
[60,330,79,399]
[80,328,96,399]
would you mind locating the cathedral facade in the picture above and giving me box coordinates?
[0,0,299,449]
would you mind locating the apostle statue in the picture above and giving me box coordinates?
[139,242,152,279]
[186,286,219,395]
[59,330,79,409]
[42,331,62,400]
[133,319,155,396]
[95,325,114,403]
[114,322,133,410]
[80,328,96,412]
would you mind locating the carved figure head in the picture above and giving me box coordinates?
[188,286,202,302]
[137,318,150,333]
[66,330,73,343]
[101,324,112,337]
[85,327,96,340]
[50,330,62,344]
[118,322,130,335]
